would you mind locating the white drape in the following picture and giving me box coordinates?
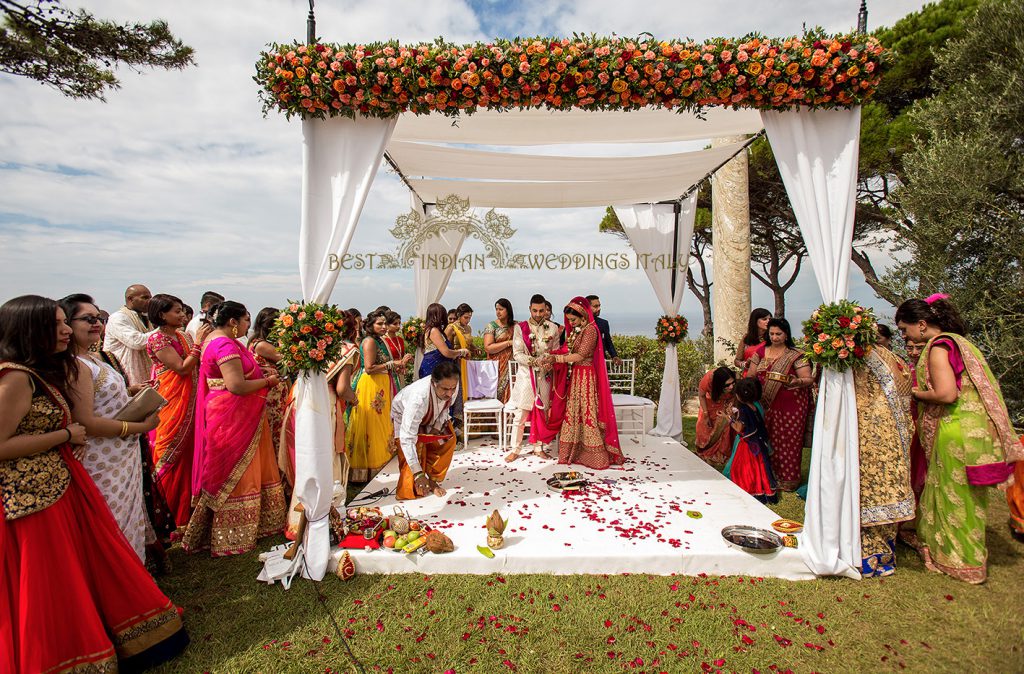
[295,115,396,580]
[411,200,465,374]
[614,197,696,440]
[762,107,862,579]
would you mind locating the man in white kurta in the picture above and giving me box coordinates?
[185,290,224,341]
[505,296,561,461]
[103,284,153,387]
[391,362,460,500]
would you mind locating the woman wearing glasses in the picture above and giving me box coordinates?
[146,293,208,532]
[60,294,161,561]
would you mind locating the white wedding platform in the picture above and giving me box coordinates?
[329,436,814,580]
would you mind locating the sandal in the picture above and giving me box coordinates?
[505,450,521,463]
[531,447,549,459]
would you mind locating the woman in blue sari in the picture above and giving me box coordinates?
[418,303,468,379]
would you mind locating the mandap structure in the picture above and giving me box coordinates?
[255,33,888,581]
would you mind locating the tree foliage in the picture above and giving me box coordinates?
[0,0,194,99]
[892,0,1024,422]
[853,0,981,304]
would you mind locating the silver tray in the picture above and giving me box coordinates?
[721,525,783,554]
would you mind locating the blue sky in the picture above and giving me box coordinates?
[0,0,927,335]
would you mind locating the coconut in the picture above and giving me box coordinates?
[425,530,454,554]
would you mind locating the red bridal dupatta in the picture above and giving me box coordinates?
[531,297,621,458]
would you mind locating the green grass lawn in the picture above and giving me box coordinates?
[154,418,1024,673]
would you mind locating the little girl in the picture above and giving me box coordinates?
[724,377,779,504]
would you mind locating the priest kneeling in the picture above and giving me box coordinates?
[391,360,461,500]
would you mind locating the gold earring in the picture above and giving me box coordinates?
[232,326,238,338]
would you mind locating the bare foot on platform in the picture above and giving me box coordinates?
[432,485,447,498]
[531,447,549,459]
[505,451,521,462]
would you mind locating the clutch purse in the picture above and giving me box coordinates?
[766,371,791,384]
[114,387,168,422]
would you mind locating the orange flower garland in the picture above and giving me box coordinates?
[255,33,887,120]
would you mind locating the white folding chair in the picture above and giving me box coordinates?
[463,360,504,447]
[607,358,655,446]
[501,361,529,450]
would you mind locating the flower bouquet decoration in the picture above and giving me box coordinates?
[272,301,348,376]
[800,300,877,372]
[655,315,688,344]
[402,316,425,346]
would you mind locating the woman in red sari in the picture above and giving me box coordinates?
[383,310,409,394]
[0,295,188,673]
[734,308,771,371]
[147,293,205,532]
[696,366,737,469]
[543,297,623,470]
[182,301,286,557]
[745,318,813,491]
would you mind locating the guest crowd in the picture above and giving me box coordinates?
[1,282,1021,671]
[694,297,1023,584]
[0,286,626,672]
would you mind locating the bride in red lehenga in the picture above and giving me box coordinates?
[0,295,188,673]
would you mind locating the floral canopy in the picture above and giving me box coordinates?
[255,33,886,120]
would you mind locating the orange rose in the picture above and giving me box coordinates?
[501,63,514,78]
[324,322,336,332]
[281,315,294,327]
[746,62,762,76]
[785,62,800,76]
[773,83,788,96]
[301,325,313,334]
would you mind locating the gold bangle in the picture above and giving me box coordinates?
[119,421,129,437]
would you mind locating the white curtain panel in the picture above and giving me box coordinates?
[294,115,396,580]
[762,107,862,579]
[613,196,696,440]
[411,202,465,375]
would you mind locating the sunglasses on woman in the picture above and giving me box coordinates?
[72,315,108,325]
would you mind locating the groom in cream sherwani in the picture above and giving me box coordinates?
[505,294,561,462]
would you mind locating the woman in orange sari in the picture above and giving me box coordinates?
[147,293,205,532]
[182,301,286,557]
[483,298,515,403]
[696,366,737,469]
[746,318,813,491]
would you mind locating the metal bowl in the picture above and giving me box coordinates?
[546,473,590,492]
[721,525,784,554]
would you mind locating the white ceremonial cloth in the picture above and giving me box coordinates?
[465,360,498,399]
[293,115,395,580]
[392,106,763,145]
[762,107,862,579]
[614,198,696,440]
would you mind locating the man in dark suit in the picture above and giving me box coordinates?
[587,294,622,366]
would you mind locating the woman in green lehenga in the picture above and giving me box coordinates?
[895,295,1024,584]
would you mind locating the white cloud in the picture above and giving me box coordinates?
[0,0,926,332]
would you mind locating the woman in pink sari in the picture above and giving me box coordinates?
[540,296,623,470]
[181,301,286,557]
[734,308,771,371]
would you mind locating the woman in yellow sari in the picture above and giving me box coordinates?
[444,303,477,407]
[347,310,408,482]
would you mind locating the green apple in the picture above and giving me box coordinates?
[406,531,421,541]
[395,536,408,549]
